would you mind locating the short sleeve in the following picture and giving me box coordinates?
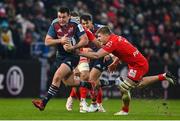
[47,24,57,38]
[75,24,85,38]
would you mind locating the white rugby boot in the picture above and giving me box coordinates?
[66,96,73,111]
[79,100,88,113]
[114,110,128,115]
[97,103,106,112]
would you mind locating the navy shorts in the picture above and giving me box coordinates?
[89,56,113,72]
[51,55,80,73]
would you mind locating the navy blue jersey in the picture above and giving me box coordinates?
[47,18,85,57]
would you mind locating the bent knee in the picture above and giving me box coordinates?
[80,71,89,81]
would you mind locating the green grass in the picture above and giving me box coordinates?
[0,98,180,120]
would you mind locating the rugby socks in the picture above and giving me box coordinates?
[42,84,59,106]
[158,73,166,81]
[80,87,88,99]
[97,87,103,104]
[79,81,92,89]
[70,87,80,99]
[122,106,129,113]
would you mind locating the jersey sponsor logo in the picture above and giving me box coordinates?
[128,69,137,78]
[133,50,139,57]
[78,24,84,32]
[6,66,24,96]
[106,41,113,48]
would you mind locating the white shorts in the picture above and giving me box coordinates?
[78,62,90,72]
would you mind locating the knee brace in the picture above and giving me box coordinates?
[117,77,135,93]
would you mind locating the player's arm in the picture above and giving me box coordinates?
[79,48,109,59]
[65,24,89,51]
[45,34,69,46]
[72,33,89,49]
[85,29,101,48]
[45,24,69,46]
[108,57,121,72]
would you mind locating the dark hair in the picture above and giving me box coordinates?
[96,26,112,35]
[58,7,70,15]
[70,11,79,17]
[80,13,92,21]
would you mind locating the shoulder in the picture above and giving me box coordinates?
[69,18,80,25]
[94,23,104,29]
[51,18,59,25]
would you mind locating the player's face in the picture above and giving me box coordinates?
[81,20,92,29]
[97,33,108,45]
[58,12,70,26]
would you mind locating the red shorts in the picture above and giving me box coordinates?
[127,60,149,82]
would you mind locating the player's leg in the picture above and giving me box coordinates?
[32,63,73,111]
[32,57,92,111]
[66,87,77,111]
[78,62,90,113]
[66,68,80,111]
[88,67,103,112]
[114,64,148,115]
[114,77,135,115]
[137,72,176,88]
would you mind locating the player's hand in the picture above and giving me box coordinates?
[60,34,69,45]
[108,62,118,73]
[103,55,111,62]
[63,43,74,52]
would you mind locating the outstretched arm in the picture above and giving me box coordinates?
[108,57,121,72]
[79,48,110,59]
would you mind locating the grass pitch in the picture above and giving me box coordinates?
[0,98,180,120]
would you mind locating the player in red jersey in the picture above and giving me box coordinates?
[76,26,176,115]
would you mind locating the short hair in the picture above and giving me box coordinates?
[96,26,112,35]
[80,13,93,21]
[70,11,79,17]
[58,7,70,15]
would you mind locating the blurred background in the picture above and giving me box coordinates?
[0,0,179,99]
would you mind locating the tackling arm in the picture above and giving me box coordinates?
[72,34,89,49]
[79,48,109,59]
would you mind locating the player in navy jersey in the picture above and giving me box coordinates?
[32,7,92,111]
[66,12,102,113]
[66,13,113,112]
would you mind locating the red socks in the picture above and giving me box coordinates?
[80,87,88,99]
[97,87,103,104]
[122,106,129,112]
[70,87,80,99]
[158,74,166,81]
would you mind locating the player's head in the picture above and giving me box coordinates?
[96,26,112,45]
[58,7,70,26]
[80,13,93,29]
[70,11,80,23]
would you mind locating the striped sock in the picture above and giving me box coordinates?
[42,85,59,106]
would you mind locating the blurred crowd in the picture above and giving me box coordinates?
[0,0,179,65]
